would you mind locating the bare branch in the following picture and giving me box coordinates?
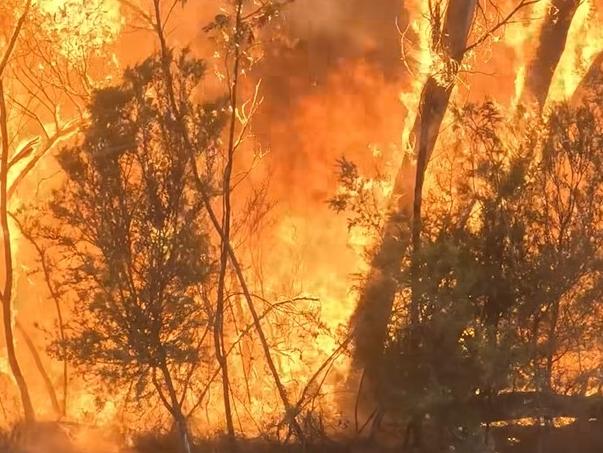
[0,0,32,78]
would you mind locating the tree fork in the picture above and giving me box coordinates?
[196,185,306,442]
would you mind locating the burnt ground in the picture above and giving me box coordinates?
[131,419,603,453]
[133,420,603,453]
[1,419,602,453]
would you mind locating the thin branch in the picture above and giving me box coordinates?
[465,0,541,53]
[0,0,32,78]
[15,320,61,416]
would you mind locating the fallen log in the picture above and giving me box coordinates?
[477,391,603,423]
[384,391,603,423]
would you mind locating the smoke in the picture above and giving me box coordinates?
[262,0,405,90]
[283,0,405,77]
[251,0,407,202]
[239,0,408,333]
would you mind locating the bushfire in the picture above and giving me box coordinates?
[0,1,602,453]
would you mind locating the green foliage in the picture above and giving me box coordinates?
[396,99,602,427]
[331,99,603,448]
[46,51,226,400]
[203,0,293,69]
[328,157,386,236]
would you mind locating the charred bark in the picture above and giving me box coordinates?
[521,0,581,110]
[351,0,478,374]
[572,50,603,104]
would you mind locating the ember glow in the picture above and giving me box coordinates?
[1,1,603,452]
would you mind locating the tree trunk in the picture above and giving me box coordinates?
[351,0,478,374]
[213,0,245,441]
[158,363,192,453]
[572,50,603,103]
[175,413,192,453]
[149,0,304,439]
[521,0,581,110]
[0,80,35,422]
[16,321,61,417]
[10,213,68,416]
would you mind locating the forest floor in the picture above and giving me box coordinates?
[1,419,603,453]
[127,419,603,453]
[127,420,603,453]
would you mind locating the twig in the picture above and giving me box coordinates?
[465,0,541,53]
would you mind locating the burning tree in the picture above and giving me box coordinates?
[19,0,311,443]
[0,0,119,422]
[335,96,603,449]
[43,51,225,453]
[338,1,547,438]
[521,0,582,110]
[350,0,540,379]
